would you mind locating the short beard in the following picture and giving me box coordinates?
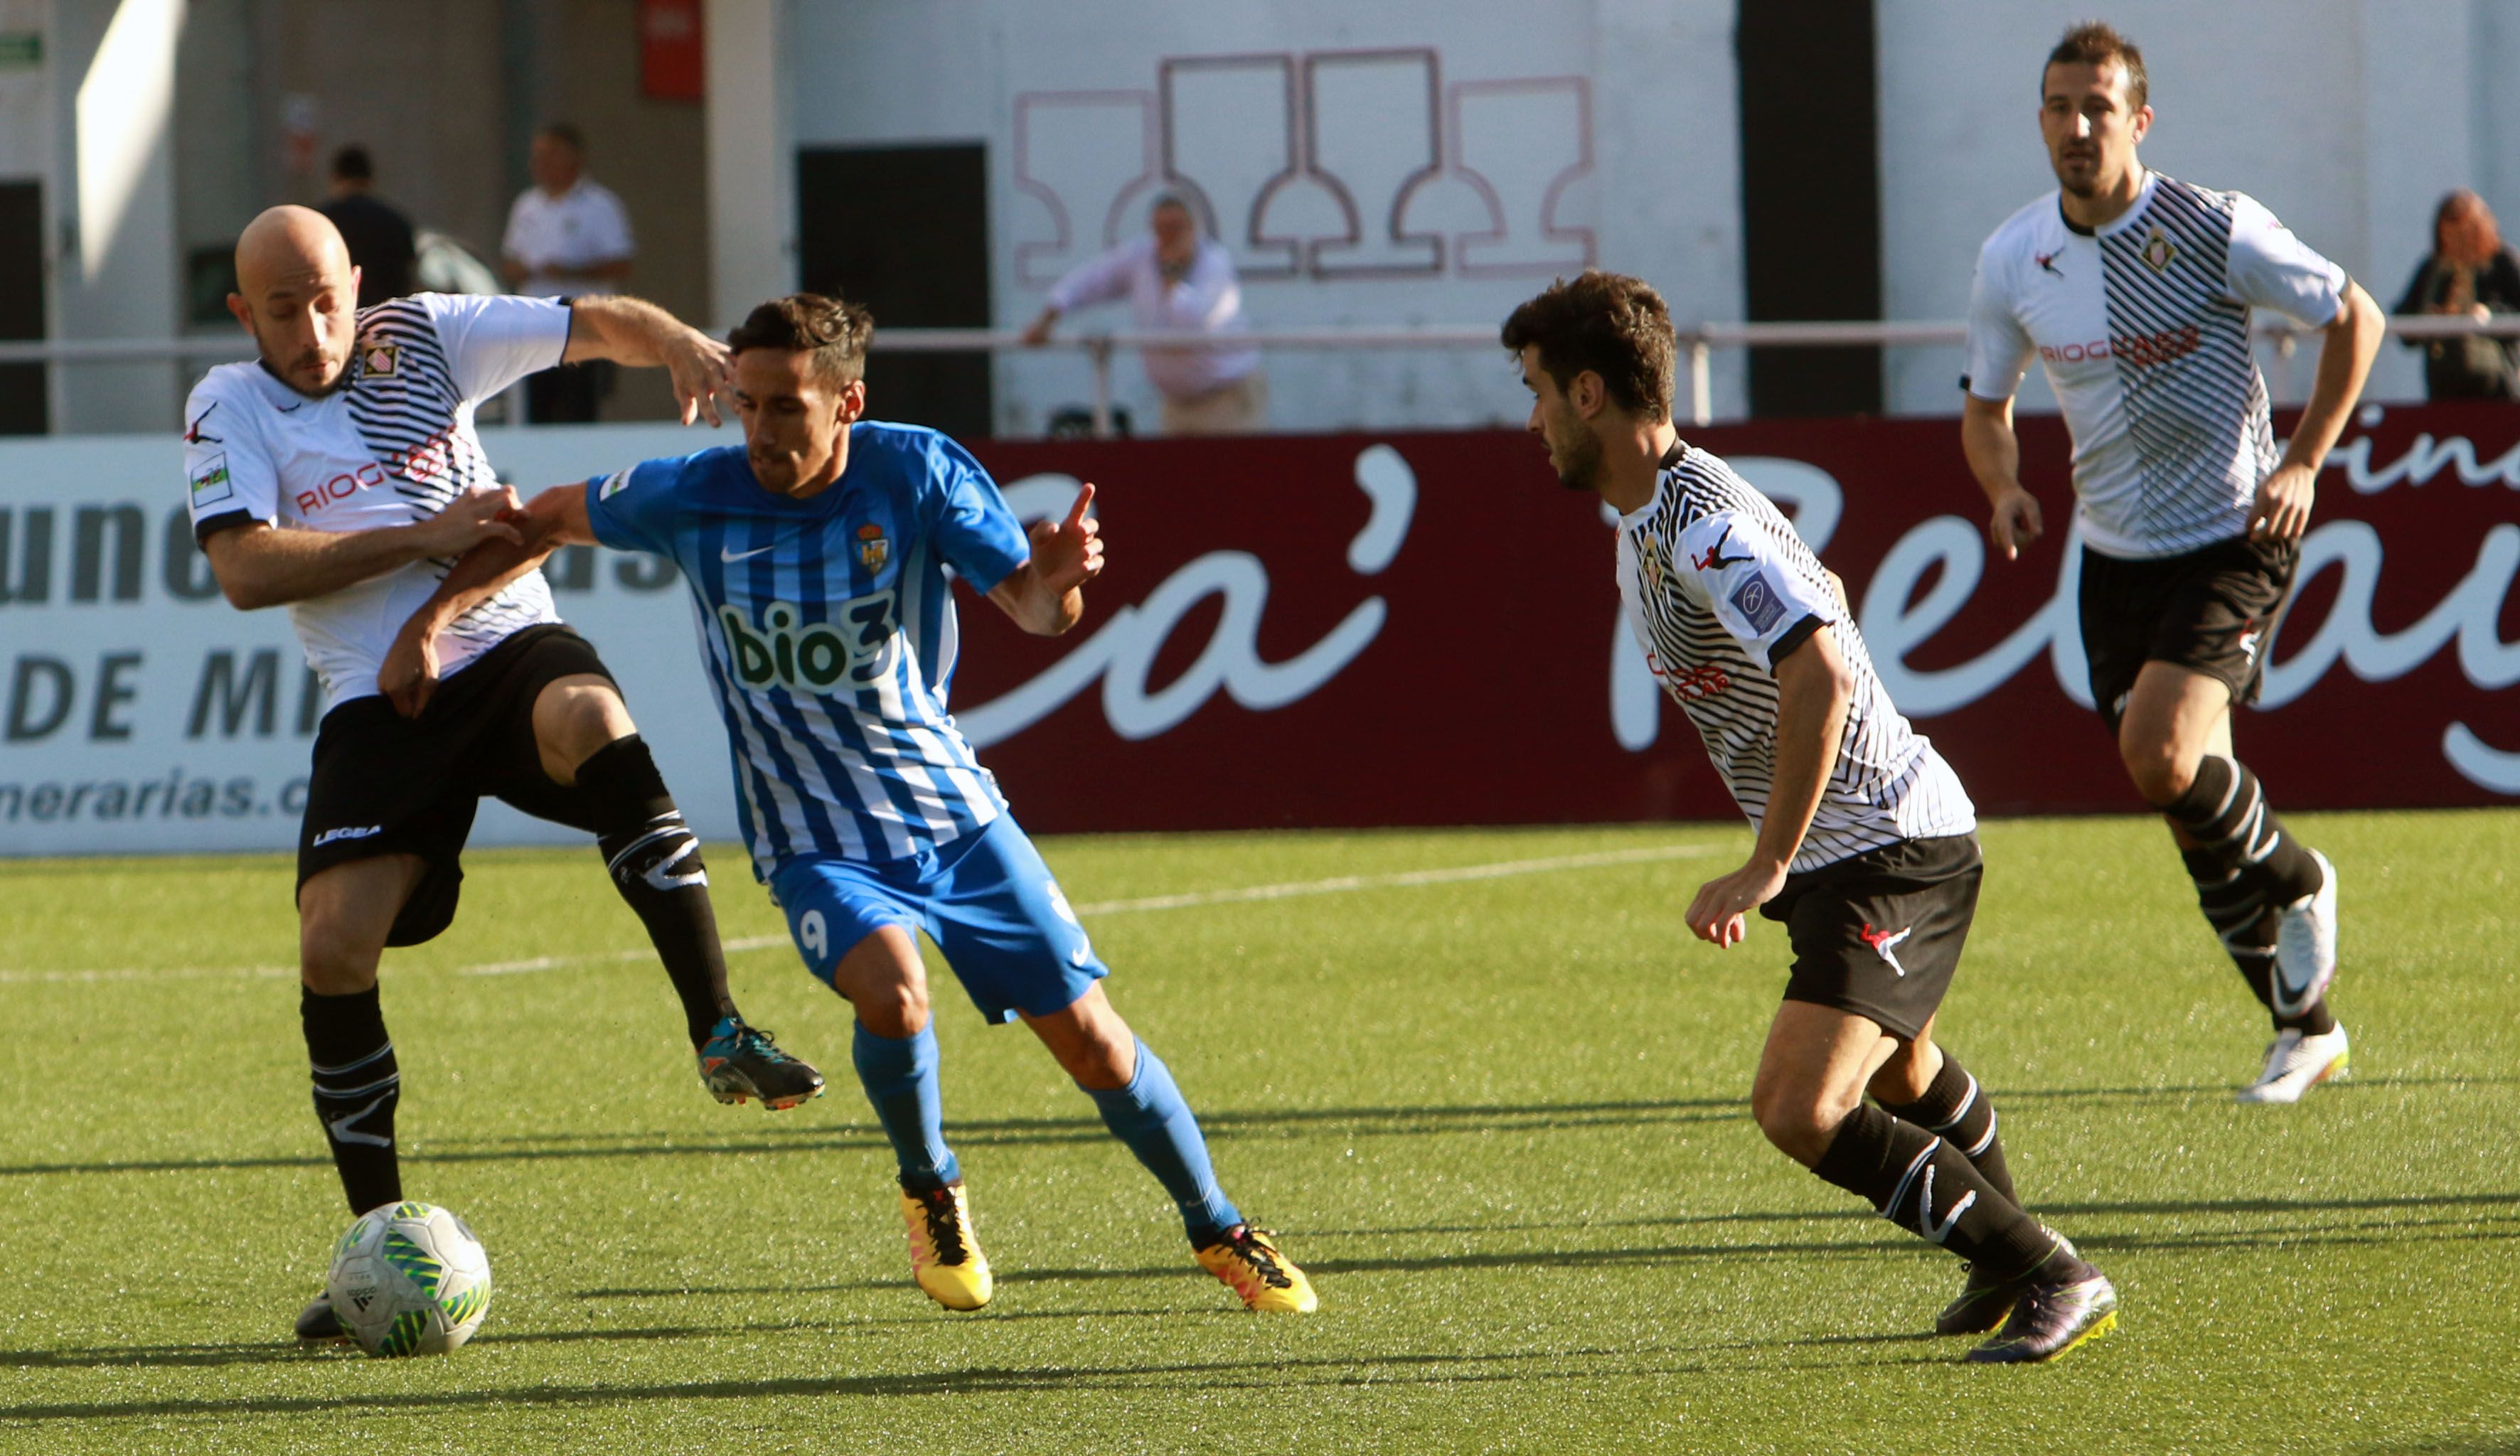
[1553,428,1603,493]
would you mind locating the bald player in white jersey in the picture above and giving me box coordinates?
[1959,23,2382,1105]
[1505,270,2116,1365]
[188,208,822,1343]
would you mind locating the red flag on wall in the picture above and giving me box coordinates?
[641,0,703,100]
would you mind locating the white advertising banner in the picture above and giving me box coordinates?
[0,424,744,855]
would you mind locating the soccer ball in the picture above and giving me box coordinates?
[324,1200,493,1357]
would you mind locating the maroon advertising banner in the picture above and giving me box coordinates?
[941,404,2520,833]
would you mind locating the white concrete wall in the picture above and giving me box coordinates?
[1877,0,2514,417]
[779,0,1746,434]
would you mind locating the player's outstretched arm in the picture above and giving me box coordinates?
[986,482,1105,636]
[1684,625,1855,948]
[2251,279,2384,543]
[1960,392,2042,562]
[203,486,525,612]
[561,295,732,427]
[380,484,596,717]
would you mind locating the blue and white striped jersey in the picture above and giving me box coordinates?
[586,422,1032,879]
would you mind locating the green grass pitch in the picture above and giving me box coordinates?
[2,812,2516,1452]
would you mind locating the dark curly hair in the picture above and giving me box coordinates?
[727,292,875,388]
[1500,270,1676,422]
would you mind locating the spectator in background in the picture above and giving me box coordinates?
[1023,193,1266,435]
[2393,189,2520,400]
[315,145,416,309]
[503,124,635,422]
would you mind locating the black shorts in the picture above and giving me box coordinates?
[297,623,616,947]
[1758,834,1981,1040]
[2079,532,2296,734]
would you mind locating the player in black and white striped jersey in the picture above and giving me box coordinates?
[189,207,823,1344]
[1959,23,2384,1103]
[1505,271,2116,1365]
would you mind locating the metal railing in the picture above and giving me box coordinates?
[6,314,2514,435]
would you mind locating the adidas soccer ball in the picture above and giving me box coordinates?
[324,1200,493,1357]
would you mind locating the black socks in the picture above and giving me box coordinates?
[577,735,737,1048]
[2182,847,2337,1035]
[1876,1052,2014,1205]
[2167,755,2333,1032]
[2162,754,2322,907]
[302,985,402,1215]
[1812,1104,2086,1286]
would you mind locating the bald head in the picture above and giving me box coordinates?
[228,205,361,394]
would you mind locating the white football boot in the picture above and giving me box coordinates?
[2271,848,2339,1019]
[2236,1024,2350,1104]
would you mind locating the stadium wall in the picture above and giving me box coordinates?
[775,0,1747,438]
[1,407,2513,857]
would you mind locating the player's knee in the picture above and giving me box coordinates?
[2119,732,2196,806]
[853,979,930,1039]
[1750,1082,1835,1164]
[298,906,383,995]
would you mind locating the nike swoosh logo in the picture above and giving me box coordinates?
[720,543,779,562]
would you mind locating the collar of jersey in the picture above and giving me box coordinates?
[2056,168,2157,240]
[1618,456,1679,529]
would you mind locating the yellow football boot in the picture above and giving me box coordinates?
[899,1182,993,1311]
[1195,1226,1318,1313]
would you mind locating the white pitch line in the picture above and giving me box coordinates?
[0,840,1726,985]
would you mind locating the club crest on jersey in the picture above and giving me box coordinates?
[358,335,399,377]
[1636,535,1666,592]
[856,523,889,572]
[2140,226,2179,274]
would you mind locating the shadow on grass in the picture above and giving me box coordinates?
[0,1306,1242,1372]
[6,1076,2508,1181]
[0,1099,1745,1179]
[1,1343,1981,1425]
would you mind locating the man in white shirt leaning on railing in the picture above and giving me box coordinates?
[1023,192,1267,435]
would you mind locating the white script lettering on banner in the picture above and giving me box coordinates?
[956,444,1417,746]
[1604,429,2516,797]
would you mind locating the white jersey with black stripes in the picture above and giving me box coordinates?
[1616,444,1976,873]
[1964,171,2348,560]
[181,293,572,712]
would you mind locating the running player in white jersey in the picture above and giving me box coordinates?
[1505,271,2115,1364]
[383,293,1317,1316]
[1960,23,2383,1103]
[186,208,823,1342]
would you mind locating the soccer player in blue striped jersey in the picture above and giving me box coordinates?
[383,293,1314,1315]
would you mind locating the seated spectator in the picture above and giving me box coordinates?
[1023,193,1266,435]
[315,145,417,309]
[2393,189,2520,400]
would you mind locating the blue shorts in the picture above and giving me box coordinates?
[768,816,1107,1025]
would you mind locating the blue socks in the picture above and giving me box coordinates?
[852,1022,959,1192]
[1084,1039,1243,1248]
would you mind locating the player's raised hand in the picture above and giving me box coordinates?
[1987,484,2044,561]
[662,326,733,428]
[1027,482,1106,592]
[2249,461,2316,542]
[1685,858,1790,949]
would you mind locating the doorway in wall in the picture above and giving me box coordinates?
[796,144,993,441]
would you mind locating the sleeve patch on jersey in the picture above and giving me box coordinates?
[597,469,631,500]
[1729,569,1787,634]
[189,453,235,506]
